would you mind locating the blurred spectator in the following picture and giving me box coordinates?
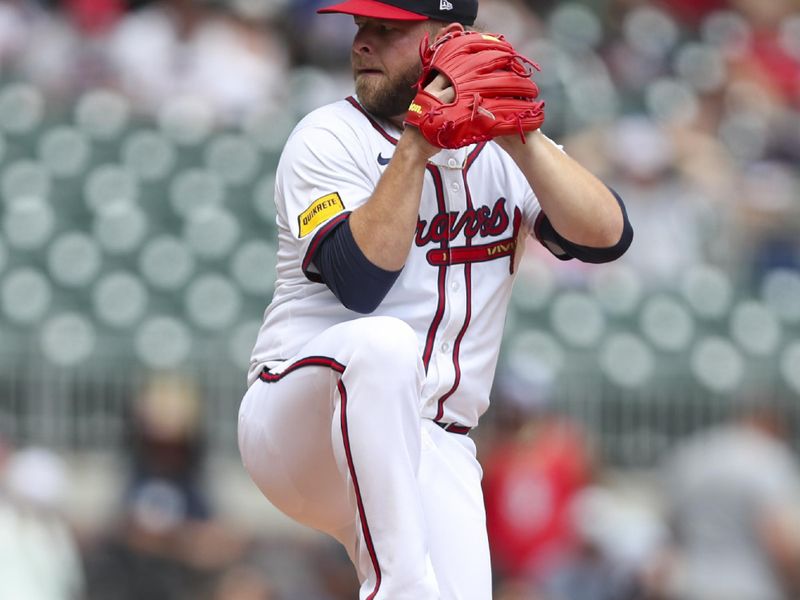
[216,535,359,600]
[0,0,31,68]
[83,373,247,600]
[127,373,210,519]
[661,0,728,27]
[653,402,800,600]
[211,563,276,600]
[11,2,86,99]
[542,485,665,600]
[481,383,594,591]
[62,0,126,35]
[310,537,361,599]
[104,0,288,122]
[597,116,727,284]
[0,447,85,600]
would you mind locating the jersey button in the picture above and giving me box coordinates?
[451,281,460,291]
[447,158,458,168]
[441,342,450,352]
[450,182,461,192]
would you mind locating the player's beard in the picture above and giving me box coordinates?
[354,61,422,120]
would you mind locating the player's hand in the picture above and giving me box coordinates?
[495,128,544,161]
[424,73,455,104]
[402,73,454,160]
[400,124,440,160]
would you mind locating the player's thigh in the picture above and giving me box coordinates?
[238,315,420,537]
[419,421,492,600]
[238,363,353,537]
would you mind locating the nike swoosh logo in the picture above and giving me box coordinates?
[377,153,391,165]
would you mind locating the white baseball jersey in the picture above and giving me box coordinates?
[249,96,551,428]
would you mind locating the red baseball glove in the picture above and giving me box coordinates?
[405,30,545,149]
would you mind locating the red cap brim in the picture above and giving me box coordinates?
[317,0,429,21]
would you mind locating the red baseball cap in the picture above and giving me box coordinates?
[317,0,477,26]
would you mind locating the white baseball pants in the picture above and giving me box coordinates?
[238,316,491,599]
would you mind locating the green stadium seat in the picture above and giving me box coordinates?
[589,263,642,317]
[91,271,149,329]
[550,291,606,348]
[690,335,745,394]
[1,159,51,202]
[1,267,52,325]
[74,89,131,141]
[205,134,260,186]
[157,96,214,146]
[548,3,603,52]
[40,312,96,367]
[252,173,277,224]
[701,10,751,54]
[600,332,655,388]
[134,315,192,369]
[92,201,149,255]
[674,42,727,94]
[680,264,733,319]
[46,232,102,288]
[3,196,55,251]
[184,274,242,331]
[37,126,91,177]
[512,258,555,313]
[169,168,225,216]
[84,164,139,213]
[623,5,679,61]
[0,82,44,135]
[504,329,565,388]
[645,77,699,126]
[639,293,694,352]
[138,235,196,291]
[183,206,240,260]
[242,107,296,154]
[781,342,800,395]
[729,300,781,357]
[761,268,800,324]
[121,130,178,182]
[231,240,277,296]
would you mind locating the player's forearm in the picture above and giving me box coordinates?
[349,129,436,271]
[504,130,624,247]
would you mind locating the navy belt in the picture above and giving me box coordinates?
[434,421,471,435]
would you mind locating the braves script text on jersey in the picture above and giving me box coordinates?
[239,96,562,599]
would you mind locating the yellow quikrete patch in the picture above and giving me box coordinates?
[408,102,423,114]
[481,34,501,42]
[298,192,345,237]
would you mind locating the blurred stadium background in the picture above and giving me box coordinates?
[1,0,799,598]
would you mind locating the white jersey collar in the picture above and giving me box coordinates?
[380,119,474,170]
[351,96,476,170]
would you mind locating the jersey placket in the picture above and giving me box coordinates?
[428,160,471,413]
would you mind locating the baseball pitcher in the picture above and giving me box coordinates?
[238,0,633,597]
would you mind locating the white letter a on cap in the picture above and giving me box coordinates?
[440,0,453,10]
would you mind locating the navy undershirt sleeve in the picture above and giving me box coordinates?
[535,187,633,264]
[311,216,402,314]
